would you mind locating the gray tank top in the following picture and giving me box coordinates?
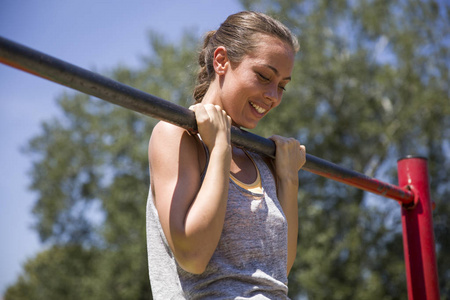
[146,148,289,299]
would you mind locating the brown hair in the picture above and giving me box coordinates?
[193,11,299,103]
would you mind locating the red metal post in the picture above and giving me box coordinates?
[397,156,440,300]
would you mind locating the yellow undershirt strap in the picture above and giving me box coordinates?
[230,151,263,194]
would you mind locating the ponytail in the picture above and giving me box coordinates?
[193,31,216,103]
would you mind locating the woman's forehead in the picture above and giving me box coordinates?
[243,36,295,74]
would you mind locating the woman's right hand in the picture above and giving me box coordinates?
[189,103,232,152]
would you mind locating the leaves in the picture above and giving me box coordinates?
[4,245,100,300]
[244,0,449,298]
[5,1,450,299]
[6,33,197,299]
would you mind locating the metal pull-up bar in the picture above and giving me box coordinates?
[0,36,412,203]
[0,36,439,299]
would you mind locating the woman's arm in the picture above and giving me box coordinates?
[269,135,306,276]
[149,104,232,274]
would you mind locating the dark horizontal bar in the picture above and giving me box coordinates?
[0,36,414,204]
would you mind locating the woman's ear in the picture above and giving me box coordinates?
[213,46,229,75]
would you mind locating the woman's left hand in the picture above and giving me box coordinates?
[269,135,306,182]
[269,135,306,275]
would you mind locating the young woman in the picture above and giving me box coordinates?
[146,11,306,299]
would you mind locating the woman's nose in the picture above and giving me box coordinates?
[264,84,280,103]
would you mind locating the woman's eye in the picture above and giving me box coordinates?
[257,73,270,81]
[257,72,286,91]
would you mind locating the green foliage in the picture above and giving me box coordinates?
[4,245,100,300]
[5,2,450,299]
[243,0,449,298]
[5,32,198,300]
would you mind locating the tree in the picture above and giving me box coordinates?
[5,32,198,300]
[242,0,449,298]
[5,1,450,299]
[4,245,99,300]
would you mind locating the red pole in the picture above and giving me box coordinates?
[397,156,440,300]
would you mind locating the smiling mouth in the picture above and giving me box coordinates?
[250,101,267,114]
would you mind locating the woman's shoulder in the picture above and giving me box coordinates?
[149,121,203,164]
[152,120,189,137]
[148,121,207,194]
[150,121,196,146]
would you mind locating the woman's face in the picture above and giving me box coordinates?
[219,34,296,129]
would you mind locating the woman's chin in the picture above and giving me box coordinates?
[238,122,258,130]
[232,117,260,130]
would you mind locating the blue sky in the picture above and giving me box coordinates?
[0,0,244,294]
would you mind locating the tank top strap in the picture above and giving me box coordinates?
[246,151,277,192]
[230,149,263,194]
